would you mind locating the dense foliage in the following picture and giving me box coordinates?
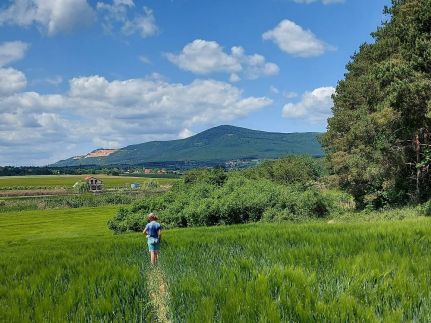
[73,181,89,193]
[108,157,340,232]
[0,166,54,176]
[243,155,325,186]
[322,0,431,208]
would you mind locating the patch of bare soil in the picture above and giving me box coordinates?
[86,149,117,158]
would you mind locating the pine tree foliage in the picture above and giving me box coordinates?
[322,0,431,207]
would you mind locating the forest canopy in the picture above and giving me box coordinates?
[322,0,431,208]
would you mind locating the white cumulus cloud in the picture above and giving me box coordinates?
[263,19,333,57]
[166,39,279,81]
[0,75,272,165]
[282,86,335,122]
[0,67,27,95]
[0,41,29,95]
[0,41,29,66]
[0,0,95,35]
[97,1,159,38]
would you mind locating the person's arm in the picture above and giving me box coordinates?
[157,228,161,240]
[143,224,148,235]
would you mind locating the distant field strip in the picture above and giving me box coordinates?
[0,175,177,188]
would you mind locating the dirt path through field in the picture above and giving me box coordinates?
[146,267,171,323]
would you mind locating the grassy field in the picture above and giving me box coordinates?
[0,207,155,322]
[0,175,178,189]
[1,207,431,321]
[162,219,431,321]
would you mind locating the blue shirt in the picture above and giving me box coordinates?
[145,221,161,238]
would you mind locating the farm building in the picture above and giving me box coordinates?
[85,176,103,192]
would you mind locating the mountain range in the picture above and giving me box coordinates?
[52,125,323,167]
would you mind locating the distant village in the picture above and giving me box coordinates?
[118,167,180,176]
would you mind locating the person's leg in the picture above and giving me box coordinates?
[154,251,159,264]
[150,251,156,265]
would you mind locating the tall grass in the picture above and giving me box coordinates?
[160,218,431,322]
[2,206,431,321]
[0,207,155,322]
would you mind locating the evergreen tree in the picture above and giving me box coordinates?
[322,0,431,207]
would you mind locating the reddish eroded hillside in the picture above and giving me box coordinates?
[86,149,117,158]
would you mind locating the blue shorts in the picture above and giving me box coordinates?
[147,237,160,252]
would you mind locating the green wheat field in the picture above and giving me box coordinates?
[1,206,431,322]
[0,175,177,189]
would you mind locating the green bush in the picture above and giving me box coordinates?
[109,176,334,233]
[108,157,355,233]
[184,167,227,186]
[244,155,324,187]
[417,200,431,217]
[73,181,89,193]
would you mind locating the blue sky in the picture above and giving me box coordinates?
[0,0,390,165]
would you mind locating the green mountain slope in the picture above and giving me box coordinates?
[52,125,323,167]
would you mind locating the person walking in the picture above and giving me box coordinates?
[143,213,162,265]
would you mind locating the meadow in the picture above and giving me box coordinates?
[162,217,431,322]
[2,205,431,322]
[0,207,156,322]
[0,175,177,190]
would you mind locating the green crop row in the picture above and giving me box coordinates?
[160,218,431,322]
[0,192,159,213]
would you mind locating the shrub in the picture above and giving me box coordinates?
[109,176,333,232]
[244,155,324,187]
[184,167,228,186]
[417,200,431,217]
[73,181,89,194]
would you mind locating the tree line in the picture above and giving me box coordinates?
[322,0,431,208]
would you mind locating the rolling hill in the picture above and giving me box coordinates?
[52,125,323,167]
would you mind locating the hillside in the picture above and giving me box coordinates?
[52,125,323,167]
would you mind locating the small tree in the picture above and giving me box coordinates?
[73,181,89,194]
